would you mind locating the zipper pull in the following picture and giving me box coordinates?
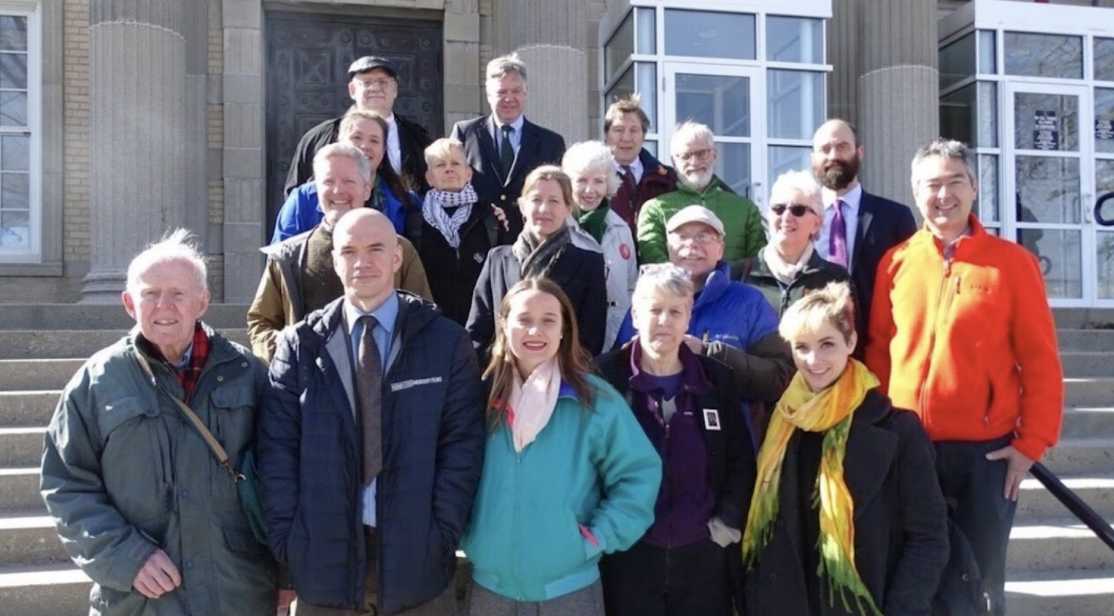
[955,276,961,294]
[943,259,951,277]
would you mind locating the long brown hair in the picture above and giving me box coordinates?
[484,277,596,423]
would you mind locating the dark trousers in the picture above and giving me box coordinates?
[935,435,1017,616]
[600,538,732,616]
[296,527,457,616]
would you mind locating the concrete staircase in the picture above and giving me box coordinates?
[0,305,1111,614]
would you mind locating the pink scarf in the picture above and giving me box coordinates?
[506,357,562,452]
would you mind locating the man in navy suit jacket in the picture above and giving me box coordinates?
[450,54,566,239]
[811,119,917,333]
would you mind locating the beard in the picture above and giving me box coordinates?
[679,168,714,192]
[814,155,861,191]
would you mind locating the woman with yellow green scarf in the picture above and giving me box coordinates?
[741,282,948,615]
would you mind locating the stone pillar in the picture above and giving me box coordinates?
[858,0,938,207]
[826,0,860,126]
[82,1,189,302]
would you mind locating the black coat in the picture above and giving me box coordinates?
[284,113,434,195]
[465,243,607,362]
[744,390,948,616]
[449,115,566,238]
[595,344,756,531]
[851,192,916,331]
[258,293,485,612]
[743,250,852,318]
[417,204,507,326]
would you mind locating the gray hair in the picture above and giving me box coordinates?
[562,140,621,201]
[769,170,824,218]
[314,142,372,185]
[126,228,208,293]
[633,263,695,304]
[910,138,977,189]
[669,121,715,155]
[486,53,527,83]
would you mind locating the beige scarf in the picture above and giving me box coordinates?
[506,357,562,452]
[762,242,814,286]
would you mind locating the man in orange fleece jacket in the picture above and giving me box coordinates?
[864,139,1063,616]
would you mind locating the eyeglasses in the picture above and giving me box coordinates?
[674,148,714,163]
[353,77,394,90]
[770,203,814,217]
[668,231,721,245]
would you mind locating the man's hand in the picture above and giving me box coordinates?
[985,445,1036,501]
[683,334,704,355]
[491,205,511,232]
[133,549,181,599]
[277,589,297,613]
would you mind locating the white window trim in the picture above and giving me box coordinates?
[0,0,41,263]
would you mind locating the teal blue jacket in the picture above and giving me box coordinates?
[461,375,661,602]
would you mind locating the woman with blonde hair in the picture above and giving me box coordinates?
[743,282,947,616]
[562,140,638,351]
[467,166,608,360]
[462,277,661,616]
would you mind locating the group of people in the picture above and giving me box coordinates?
[38,50,1065,616]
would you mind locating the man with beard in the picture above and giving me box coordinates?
[811,119,916,332]
[637,122,765,264]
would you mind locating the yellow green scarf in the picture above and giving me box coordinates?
[742,359,882,616]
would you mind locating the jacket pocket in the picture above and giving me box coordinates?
[98,396,172,526]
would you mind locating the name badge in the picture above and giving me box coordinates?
[703,408,721,431]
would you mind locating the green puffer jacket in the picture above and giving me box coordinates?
[636,176,767,264]
[40,324,276,615]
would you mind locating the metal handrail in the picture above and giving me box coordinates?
[1029,462,1114,553]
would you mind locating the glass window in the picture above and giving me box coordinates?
[643,139,657,158]
[636,63,657,132]
[1013,92,1079,152]
[665,10,755,60]
[978,30,996,75]
[674,72,750,138]
[715,142,751,197]
[605,65,634,108]
[766,16,822,64]
[1023,229,1081,298]
[605,11,634,81]
[0,12,30,256]
[1096,88,1114,154]
[978,154,999,223]
[636,8,655,55]
[940,33,976,90]
[1097,38,1114,82]
[767,70,823,140]
[768,146,812,195]
[1015,155,1080,224]
[1003,32,1082,79]
[939,82,996,148]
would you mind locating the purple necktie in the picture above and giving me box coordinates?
[829,200,848,268]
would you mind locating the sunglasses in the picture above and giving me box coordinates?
[770,203,813,217]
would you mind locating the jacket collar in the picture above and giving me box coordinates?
[675,174,725,198]
[693,261,733,309]
[909,213,986,254]
[628,341,712,396]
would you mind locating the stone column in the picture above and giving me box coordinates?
[82,1,189,301]
[858,0,938,207]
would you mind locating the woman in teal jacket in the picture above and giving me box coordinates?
[462,277,662,616]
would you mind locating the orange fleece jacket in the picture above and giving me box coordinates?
[864,216,1063,461]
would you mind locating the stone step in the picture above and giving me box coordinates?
[1062,407,1114,439]
[0,515,69,568]
[0,469,45,514]
[1061,352,1114,379]
[0,391,59,427]
[1017,475,1114,522]
[0,563,90,616]
[1057,328,1114,353]
[0,428,44,468]
[1006,569,1114,616]
[1007,520,1114,572]
[0,329,251,360]
[1053,308,1114,330]
[1065,378,1114,408]
[0,359,84,393]
[0,304,250,331]
[1042,439,1114,477]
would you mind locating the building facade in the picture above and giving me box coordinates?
[0,0,1110,308]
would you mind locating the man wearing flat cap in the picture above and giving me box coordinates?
[285,56,434,195]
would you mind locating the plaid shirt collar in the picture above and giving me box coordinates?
[137,322,210,403]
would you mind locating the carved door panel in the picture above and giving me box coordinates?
[264,9,443,234]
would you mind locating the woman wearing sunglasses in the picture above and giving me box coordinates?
[742,170,850,317]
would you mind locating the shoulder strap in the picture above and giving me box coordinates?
[134,351,243,482]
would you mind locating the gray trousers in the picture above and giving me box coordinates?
[465,580,604,616]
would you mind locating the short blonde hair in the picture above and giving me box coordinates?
[778,281,857,346]
[424,137,466,165]
[519,165,574,211]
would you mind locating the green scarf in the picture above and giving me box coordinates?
[577,201,611,244]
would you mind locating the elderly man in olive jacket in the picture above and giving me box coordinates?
[41,230,277,615]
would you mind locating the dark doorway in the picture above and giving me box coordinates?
[264,9,443,236]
